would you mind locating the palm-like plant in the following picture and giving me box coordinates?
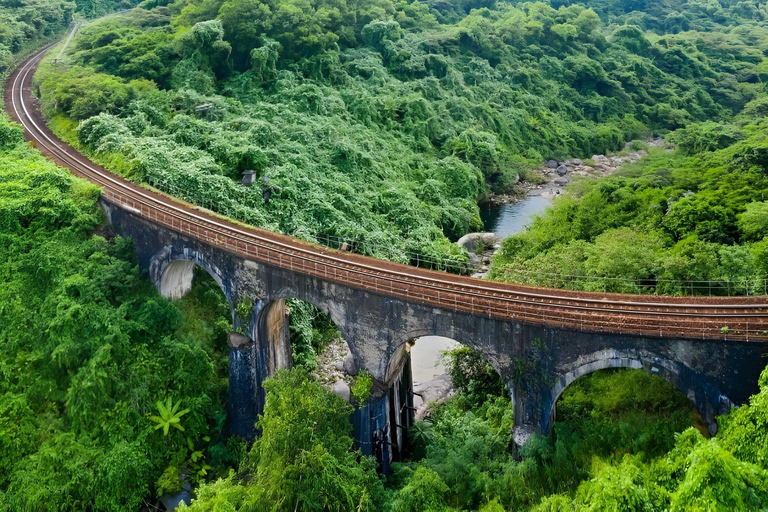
[150,397,190,436]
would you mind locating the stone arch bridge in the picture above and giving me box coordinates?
[8,46,768,469]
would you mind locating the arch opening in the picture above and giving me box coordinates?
[370,335,514,475]
[550,367,706,459]
[172,266,231,366]
[255,298,353,398]
[158,258,228,305]
[407,335,511,419]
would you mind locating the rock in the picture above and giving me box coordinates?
[456,232,500,254]
[413,374,454,419]
[546,159,558,168]
[228,332,253,349]
[161,481,192,511]
[331,380,351,402]
[553,177,569,186]
[343,352,358,376]
[512,424,535,448]
[334,360,345,372]
[592,154,610,164]
[555,165,569,176]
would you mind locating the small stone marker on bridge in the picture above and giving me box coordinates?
[238,170,257,186]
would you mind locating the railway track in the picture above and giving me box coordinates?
[6,45,768,342]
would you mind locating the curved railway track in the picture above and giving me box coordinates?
[6,45,768,342]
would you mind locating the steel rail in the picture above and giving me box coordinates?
[7,45,768,341]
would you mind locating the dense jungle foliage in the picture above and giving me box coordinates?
[0,113,241,510]
[178,353,768,511]
[34,0,768,270]
[489,114,768,294]
[5,0,768,509]
[0,0,145,81]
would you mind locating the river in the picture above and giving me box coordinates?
[410,193,551,393]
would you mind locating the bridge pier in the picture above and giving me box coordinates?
[352,352,415,473]
[225,299,292,439]
[227,332,260,439]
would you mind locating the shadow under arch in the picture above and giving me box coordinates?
[545,350,732,435]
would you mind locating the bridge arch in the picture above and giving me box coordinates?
[389,328,513,394]
[266,288,348,338]
[150,246,234,308]
[252,294,352,379]
[544,349,732,436]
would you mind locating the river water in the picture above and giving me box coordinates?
[410,193,551,385]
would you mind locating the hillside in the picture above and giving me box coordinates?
[33,0,768,270]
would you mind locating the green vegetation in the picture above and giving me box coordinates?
[33,0,768,270]
[0,0,73,80]
[489,124,768,294]
[5,0,768,509]
[287,299,340,371]
[180,369,385,511]
[173,347,768,511]
[382,353,768,511]
[0,113,237,509]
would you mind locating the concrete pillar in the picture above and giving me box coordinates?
[227,332,259,440]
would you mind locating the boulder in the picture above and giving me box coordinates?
[331,380,351,402]
[556,165,569,176]
[553,177,569,186]
[456,232,500,254]
[546,159,558,168]
[343,352,358,376]
[592,154,610,164]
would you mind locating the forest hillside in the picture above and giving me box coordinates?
[34,0,768,272]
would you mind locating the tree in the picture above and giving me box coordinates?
[443,346,506,408]
[185,370,384,511]
[663,197,735,244]
[388,466,450,512]
[738,202,768,242]
[669,436,768,511]
[573,458,664,511]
